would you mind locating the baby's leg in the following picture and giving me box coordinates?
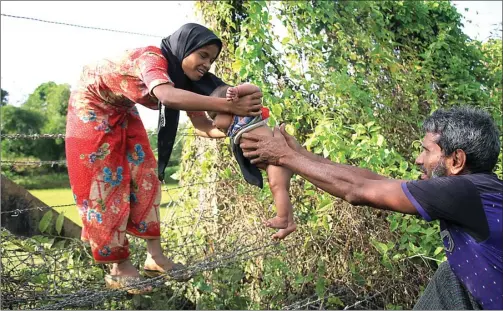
[242,125,294,230]
[265,164,294,229]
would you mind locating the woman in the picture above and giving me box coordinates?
[65,23,262,293]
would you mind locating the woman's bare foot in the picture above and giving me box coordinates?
[144,254,191,282]
[108,260,152,293]
[271,222,297,240]
[110,259,141,277]
[263,215,289,229]
[143,254,177,272]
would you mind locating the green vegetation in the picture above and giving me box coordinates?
[1,1,501,309]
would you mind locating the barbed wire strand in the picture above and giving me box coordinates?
[1,13,164,38]
[2,223,301,309]
[0,132,199,140]
[0,177,241,216]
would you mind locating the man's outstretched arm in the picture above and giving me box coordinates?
[241,126,417,214]
[277,124,388,181]
[280,151,416,213]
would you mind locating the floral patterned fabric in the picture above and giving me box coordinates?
[65,46,200,263]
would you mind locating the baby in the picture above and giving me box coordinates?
[208,83,296,239]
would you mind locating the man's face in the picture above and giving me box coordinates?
[415,132,448,180]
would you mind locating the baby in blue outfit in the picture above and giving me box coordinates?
[208,83,296,239]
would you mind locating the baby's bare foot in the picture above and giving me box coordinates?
[271,222,297,240]
[263,216,289,229]
[226,87,239,101]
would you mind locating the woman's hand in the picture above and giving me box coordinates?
[229,91,263,117]
[153,83,262,116]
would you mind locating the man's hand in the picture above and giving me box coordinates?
[279,123,305,154]
[240,126,294,166]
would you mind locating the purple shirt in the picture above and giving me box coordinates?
[402,173,502,309]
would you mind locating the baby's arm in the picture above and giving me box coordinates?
[226,83,261,101]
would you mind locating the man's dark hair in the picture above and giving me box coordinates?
[207,85,230,120]
[422,106,501,173]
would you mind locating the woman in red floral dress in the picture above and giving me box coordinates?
[65,23,262,292]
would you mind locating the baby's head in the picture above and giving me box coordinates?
[208,85,234,133]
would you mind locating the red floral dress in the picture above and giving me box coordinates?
[65,46,201,263]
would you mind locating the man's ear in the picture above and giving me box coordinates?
[448,149,467,175]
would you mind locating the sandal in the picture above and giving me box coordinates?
[143,262,192,282]
[104,274,152,295]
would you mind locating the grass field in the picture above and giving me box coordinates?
[29,184,183,227]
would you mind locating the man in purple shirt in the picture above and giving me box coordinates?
[240,106,502,310]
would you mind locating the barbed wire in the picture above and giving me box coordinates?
[1,223,300,310]
[1,13,164,38]
[0,177,241,217]
[0,130,203,167]
[1,160,67,167]
[2,203,76,217]
[0,132,199,140]
[1,134,67,140]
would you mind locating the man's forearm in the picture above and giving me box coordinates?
[279,151,364,202]
[298,148,388,181]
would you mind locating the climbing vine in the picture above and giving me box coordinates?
[176,0,503,309]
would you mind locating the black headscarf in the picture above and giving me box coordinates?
[157,23,227,181]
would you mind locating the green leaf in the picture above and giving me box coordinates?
[318,198,332,211]
[372,241,388,254]
[271,104,283,116]
[53,240,66,249]
[323,147,330,158]
[223,167,232,178]
[55,212,65,235]
[285,124,295,135]
[328,296,345,307]
[39,210,53,233]
[315,277,326,298]
[390,219,398,232]
[376,134,384,147]
[433,246,444,256]
[407,223,421,233]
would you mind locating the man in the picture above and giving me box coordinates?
[240,106,502,310]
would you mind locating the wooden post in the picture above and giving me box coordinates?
[0,174,81,238]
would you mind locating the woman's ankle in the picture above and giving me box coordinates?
[110,260,139,275]
[146,239,163,257]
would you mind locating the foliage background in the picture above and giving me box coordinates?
[1,0,501,309]
[174,0,502,309]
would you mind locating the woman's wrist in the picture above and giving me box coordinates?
[222,98,232,114]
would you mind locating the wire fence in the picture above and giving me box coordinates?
[1,13,164,38]
[0,11,418,309]
[1,226,302,310]
[1,132,294,310]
